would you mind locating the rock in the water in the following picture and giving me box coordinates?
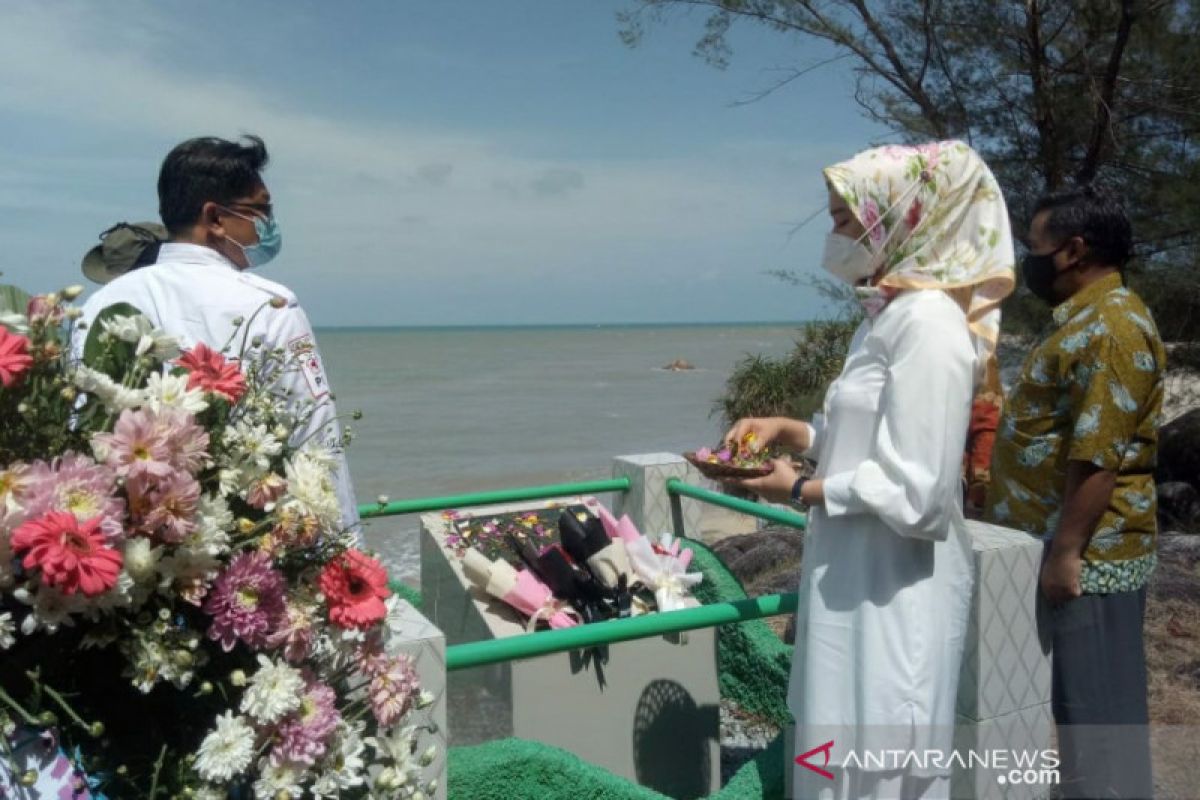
[1158,482,1200,529]
[663,358,695,371]
[1158,409,1200,488]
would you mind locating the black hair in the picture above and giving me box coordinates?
[157,135,269,234]
[1033,183,1132,268]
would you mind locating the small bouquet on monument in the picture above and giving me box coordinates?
[0,284,438,798]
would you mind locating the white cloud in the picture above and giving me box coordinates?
[0,1,836,323]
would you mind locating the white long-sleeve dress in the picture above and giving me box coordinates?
[790,290,976,800]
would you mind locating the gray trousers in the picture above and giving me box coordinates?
[1040,586,1153,799]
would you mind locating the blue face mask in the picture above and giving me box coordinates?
[222,208,282,268]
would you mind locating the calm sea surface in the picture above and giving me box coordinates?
[317,324,800,583]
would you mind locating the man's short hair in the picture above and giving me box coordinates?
[158,135,269,234]
[1033,183,1133,268]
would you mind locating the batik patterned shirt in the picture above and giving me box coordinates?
[986,273,1165,593]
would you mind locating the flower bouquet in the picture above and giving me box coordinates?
[683,432,776,480]
[0,285,438,798]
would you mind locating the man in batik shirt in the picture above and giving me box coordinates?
[987,185,1163,799]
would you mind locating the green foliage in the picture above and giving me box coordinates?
[620,0,1200,344]
[0,283,31,316]
[716,316,858,428]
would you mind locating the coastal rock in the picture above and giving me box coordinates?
[1157,409,1200,489]
[1158,482,1200,530]
[710,529,804,596]
[663,358,695,371]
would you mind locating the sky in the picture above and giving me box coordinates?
[0,1,887,326]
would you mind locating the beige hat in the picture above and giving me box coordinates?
[81,222,168,284]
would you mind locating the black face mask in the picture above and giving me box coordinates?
[1021,243,1069,305]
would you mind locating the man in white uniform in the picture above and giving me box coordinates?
[77,135,359,534]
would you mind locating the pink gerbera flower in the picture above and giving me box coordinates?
[92,408,173,478]
[0,327,33,388]
[318,550,391,630]
[272,676,341,766]
[176,342,246,403]
[11,511,123,596]
[363,651,421,727]
[22,453,126,543]
[202,552,286,652]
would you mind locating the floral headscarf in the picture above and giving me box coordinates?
[823,140,1016,368]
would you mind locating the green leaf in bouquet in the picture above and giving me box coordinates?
[0,283,31,318]
[82,301,145,380]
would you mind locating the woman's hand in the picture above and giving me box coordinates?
[723,417,808,453]
[735,458,800,504]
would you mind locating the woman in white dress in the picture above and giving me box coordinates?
[727,141,1015,800]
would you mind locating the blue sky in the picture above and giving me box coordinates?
[0,1,886,325]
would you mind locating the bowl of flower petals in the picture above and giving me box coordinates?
[684,434,776,480]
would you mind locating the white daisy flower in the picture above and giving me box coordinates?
[194,712,256,783]
[241,655,304,725]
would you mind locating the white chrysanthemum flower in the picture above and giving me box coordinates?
[240,655,304,724]
[282,452,340,532]
[311,722,367,796]
[13,585,81,635]
[252,757,304,799]
[142,371,208,415]
[73,365,144,412]
[0,611,16,650]
[100,314,180,359]
[123,538,163,584]
[195,712,256,783]
[0,312,28,334]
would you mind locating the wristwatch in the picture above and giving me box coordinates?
[790,478,808,510]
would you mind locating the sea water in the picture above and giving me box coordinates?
[318,324,799,583]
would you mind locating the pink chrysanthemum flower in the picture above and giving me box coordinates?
[266,600,318,663]
[272,676,341,767]
[202,552,286,652]
[247,473,287,510]
[155,407,211,475]
[0,326,33,388]
[92,408,173,478]
[141,470,201,543]
[363,651,421,727]
[176,342,246,403]
[11,511,123,596]
[22,453,126,543]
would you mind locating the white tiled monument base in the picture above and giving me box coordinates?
[420,499,721,798]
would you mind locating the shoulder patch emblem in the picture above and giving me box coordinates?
[287,333,330,399]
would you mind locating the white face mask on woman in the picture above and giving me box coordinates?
[820,232,878,285]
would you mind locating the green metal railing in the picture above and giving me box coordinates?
[446,592,798,670]
[665,477,807,533]
[357,470,803,670]
[357,477,631,519]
